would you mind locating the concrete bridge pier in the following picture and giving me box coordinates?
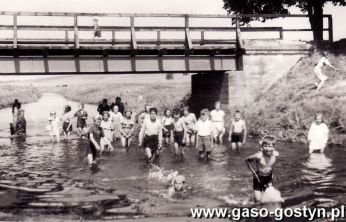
[190,70,245,115]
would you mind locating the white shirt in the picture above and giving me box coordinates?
[110,112,123,123]
[308,122,329,151]
[142,118,162,136]
[196,119,213,136]
[210,109,225,122]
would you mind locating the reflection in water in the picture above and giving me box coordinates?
[303,153,335,185]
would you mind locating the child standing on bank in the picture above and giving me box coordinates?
[229,110,247,152]
[74,103,88,137]
[172,109,187,158]
[307,112,329,154]
[182,106,197,146]
[196,109,214,161]
[47,111,60,143]
[162,108,174,145]
[120,111,135,148]
[245,135,279,203]
[100,111,114,153]
[139,108,163,163]
[210,101,226,144]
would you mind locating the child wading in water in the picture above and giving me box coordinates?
[61,105,73,140]
[120,111,135,148]
[162,108,174,145]
[139,108,163,163]
[229,110,247,153]
[74,103,88,137]
[88,115,112,167]
[210,101,225,144]
[196,109,214,161]
[47,111,60,143]
[172,109,187,158]
[307,112,329,154]
[182,106,197,146]
[245,136,279,204]
[100,111,114,153]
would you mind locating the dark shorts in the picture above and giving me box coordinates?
[77,120,87,129]
[231,132,243,143]
[174,131,184,146]
[63,121,72,132]
[87,142,98,160]
[198,136,213,152]
[253,173,273,192]
[163,124,174,138]
[143,135,159,154]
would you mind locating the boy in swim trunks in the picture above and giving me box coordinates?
[210,101,226,145]
[139,107,163,163]
[182,106,197,146]
[74,103,88,137]
[245,135,279,203]
[172,109,187,158]
[229,110,247,152]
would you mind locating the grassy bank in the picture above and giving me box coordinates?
[244,40,346,145]
[0,85,41,109]
[56,82,191,114]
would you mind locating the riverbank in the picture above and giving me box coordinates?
[55,76,191,113]
[0,85,41,109]
[244,40,346,145]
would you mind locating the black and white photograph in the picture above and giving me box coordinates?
[0,0,345,221]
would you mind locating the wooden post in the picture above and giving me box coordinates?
[112,30,115,46]
[13,15,18,49]
[74,15,80,49]
[157,30,161,46]
[235,16,243,48]
[201,31,205,45]
[65,30,69,45]
[185,15,193,51]
[279,27,283,40]
[328,15,333,42]
[130,16,137,51]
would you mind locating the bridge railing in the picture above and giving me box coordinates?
[0,12,333,52]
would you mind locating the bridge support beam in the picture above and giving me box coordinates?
[190,71,245,114]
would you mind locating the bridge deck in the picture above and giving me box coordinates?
[0,12,333,74]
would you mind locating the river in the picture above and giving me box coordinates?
[0,93,345,221]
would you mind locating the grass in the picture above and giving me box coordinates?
[56,82,191,115]
[243,40,346,145]
[0,85,41,109]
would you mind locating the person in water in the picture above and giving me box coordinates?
[138,107,163,163]
[307,112,329,154]
[74,103,88,137]
[61,105,73,140]
[229,110,247,153]
[162,108,174,145]
[120,111,135,148]
[196,109,214,161]
[10,103,26,137]
[100,111,115,153]
[210,101,226,144]
[47,111,60,143]
[313,51,338,92]
[245,135,279,203]
[172,109,187,158]
[167,175,187,199]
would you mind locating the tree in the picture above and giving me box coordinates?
[223,0,346,41]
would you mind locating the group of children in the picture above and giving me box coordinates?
[43,97,331,207]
